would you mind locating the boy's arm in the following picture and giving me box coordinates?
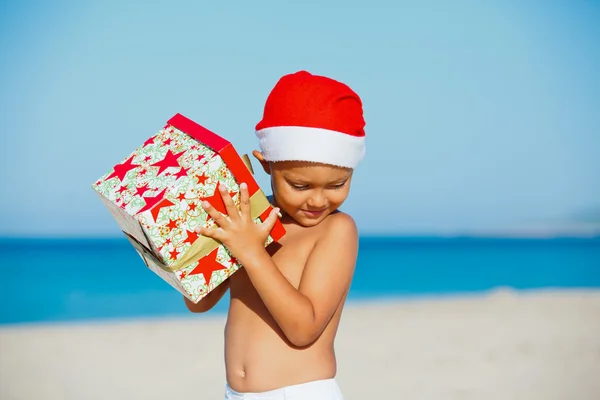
[184,278,230,313]
[241,213,358,347]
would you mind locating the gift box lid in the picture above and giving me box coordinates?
[167,113,261,197]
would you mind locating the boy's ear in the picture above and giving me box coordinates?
[252,150,271,175]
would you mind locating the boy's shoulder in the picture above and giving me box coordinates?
[315,210,358,248]
[323,210,357,233]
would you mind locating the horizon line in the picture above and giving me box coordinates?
[1,233,599,241]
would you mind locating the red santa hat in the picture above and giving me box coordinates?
[255,70,366,169]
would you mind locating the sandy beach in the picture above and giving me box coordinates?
[1,289,599,400]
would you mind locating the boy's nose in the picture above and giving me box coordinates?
[307,192,326,208]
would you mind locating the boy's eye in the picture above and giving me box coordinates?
[291,184,309,190]
[329,182,347,190]
[287,180,348,190]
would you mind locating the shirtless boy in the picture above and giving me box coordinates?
[185,70,367,399]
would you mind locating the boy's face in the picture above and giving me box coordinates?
[253,151,353,227]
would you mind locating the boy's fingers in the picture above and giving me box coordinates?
[261,207,280,234]
[239,182,250,218]
[218,184,239,221]
[202,201,230,228]
[196,225,224,241]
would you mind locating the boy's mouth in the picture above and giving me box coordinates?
[301,208,327,218]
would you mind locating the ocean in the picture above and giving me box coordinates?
[1,236,599,325]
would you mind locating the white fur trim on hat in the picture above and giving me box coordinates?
[256,126,365,169]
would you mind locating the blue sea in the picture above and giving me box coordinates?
[1,236,599,326]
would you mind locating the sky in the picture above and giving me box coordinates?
[0,0,599,237]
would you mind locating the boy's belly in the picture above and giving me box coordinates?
[224,298,337,393]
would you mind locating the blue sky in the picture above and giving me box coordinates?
[1,0,598,237]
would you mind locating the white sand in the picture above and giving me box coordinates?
[1,289,599,400]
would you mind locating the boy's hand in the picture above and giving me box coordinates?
[195,182,280,264]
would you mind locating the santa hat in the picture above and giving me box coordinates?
[255,70,366,169]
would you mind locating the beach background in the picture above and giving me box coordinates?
[1,1,599,399]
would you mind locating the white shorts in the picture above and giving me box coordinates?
[224,378,343,399]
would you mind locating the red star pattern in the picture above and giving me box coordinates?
[163,138,172,146]
[105,155,139,182]
[143,137,155,147]
[177,192,186,201]
[151,199,175,222]
[135,188,175,222]
[135,184,149,197]
[174,167,189,179]
[151,149,185,176]
[117,185,128,194]
[159,238,172,252]
[188,248,227,285]
[196,174,208,186]
[200,183,228,215]
[166,219,178,232]
[169,248,180,260]
[183,229,198,245]
[188,202,197,211]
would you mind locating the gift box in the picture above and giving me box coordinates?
[92,113,286,303]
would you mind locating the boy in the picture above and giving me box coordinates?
[185,70,366,399]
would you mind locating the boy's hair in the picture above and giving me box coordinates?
[255,70,366,169]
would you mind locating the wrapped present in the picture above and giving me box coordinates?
[92,113,286,303]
